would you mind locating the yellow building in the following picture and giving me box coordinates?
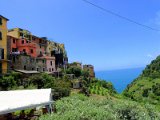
[8,28,32,40]
[0,15,9,74]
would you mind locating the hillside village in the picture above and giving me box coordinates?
[1,15,160,120]
[0,15,95,78]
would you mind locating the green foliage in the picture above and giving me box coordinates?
[88,78,116,96]
[39,94,160,120]
[123,55,160,105]
[28,73,54,89]
[0,75,16,90]
[0,72,22,90]
[51,78,71,100]
[27,73,71,99]
[66,66,82,77]
[0,72,71,99]
[81,70,90,78]
[142,55,160,79]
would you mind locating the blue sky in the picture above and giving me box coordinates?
[1,0,160,71]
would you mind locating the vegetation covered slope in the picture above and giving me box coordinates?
[40,94,160,120]
[123,55,160,105]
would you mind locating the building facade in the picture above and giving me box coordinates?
[0,15,9,74]
[7,28,63,74]
[8,28,32,40]
[32,36,47,57]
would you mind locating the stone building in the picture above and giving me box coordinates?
[11,55,37,71]
[83,64,95,78]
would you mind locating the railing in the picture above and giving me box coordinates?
[10,51,28,56]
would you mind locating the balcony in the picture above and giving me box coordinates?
[10,51,20,55]
[10,51,28,56]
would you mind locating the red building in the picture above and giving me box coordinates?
[8,36,37,58]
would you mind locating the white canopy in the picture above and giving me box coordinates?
[0,89,53,115]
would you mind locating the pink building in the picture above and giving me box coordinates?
[32,36,47,57]
[40,56,55,73]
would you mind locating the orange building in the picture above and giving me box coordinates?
[8,36,37,58]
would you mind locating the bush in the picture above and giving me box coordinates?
[39,94,160,120]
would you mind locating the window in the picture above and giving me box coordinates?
[0,49,4,59]
[37,68,39,71]
[23,49,26,53]
[40,45,41,48]
[0,32,2,40]
[32,37,35,40]
[52,68,54,71]
[49,68,51,72]
[24,65,26,70]
[13,39,16,44]
[20,32,23,37]
[30,49,33,54]
[32,68,34,70]
[39,39,42,43]
[42,60,45,63]
[50,61,52,66]
[27,35,30,38]
[12,48,17,52]
[22,40,24,44]
[43,68,45,71]
[0,18,2,25]
[13,56,16,63]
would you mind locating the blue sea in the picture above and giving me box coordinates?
[96,67,144,93]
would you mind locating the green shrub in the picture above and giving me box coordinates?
[40,94,160,120]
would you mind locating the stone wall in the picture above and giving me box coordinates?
[83,65,95,78]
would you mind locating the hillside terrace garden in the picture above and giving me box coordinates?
[1,64,160,119]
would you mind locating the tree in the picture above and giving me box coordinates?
[28,73,54,89]
[66,66,82,77]
[0,76,16,90]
